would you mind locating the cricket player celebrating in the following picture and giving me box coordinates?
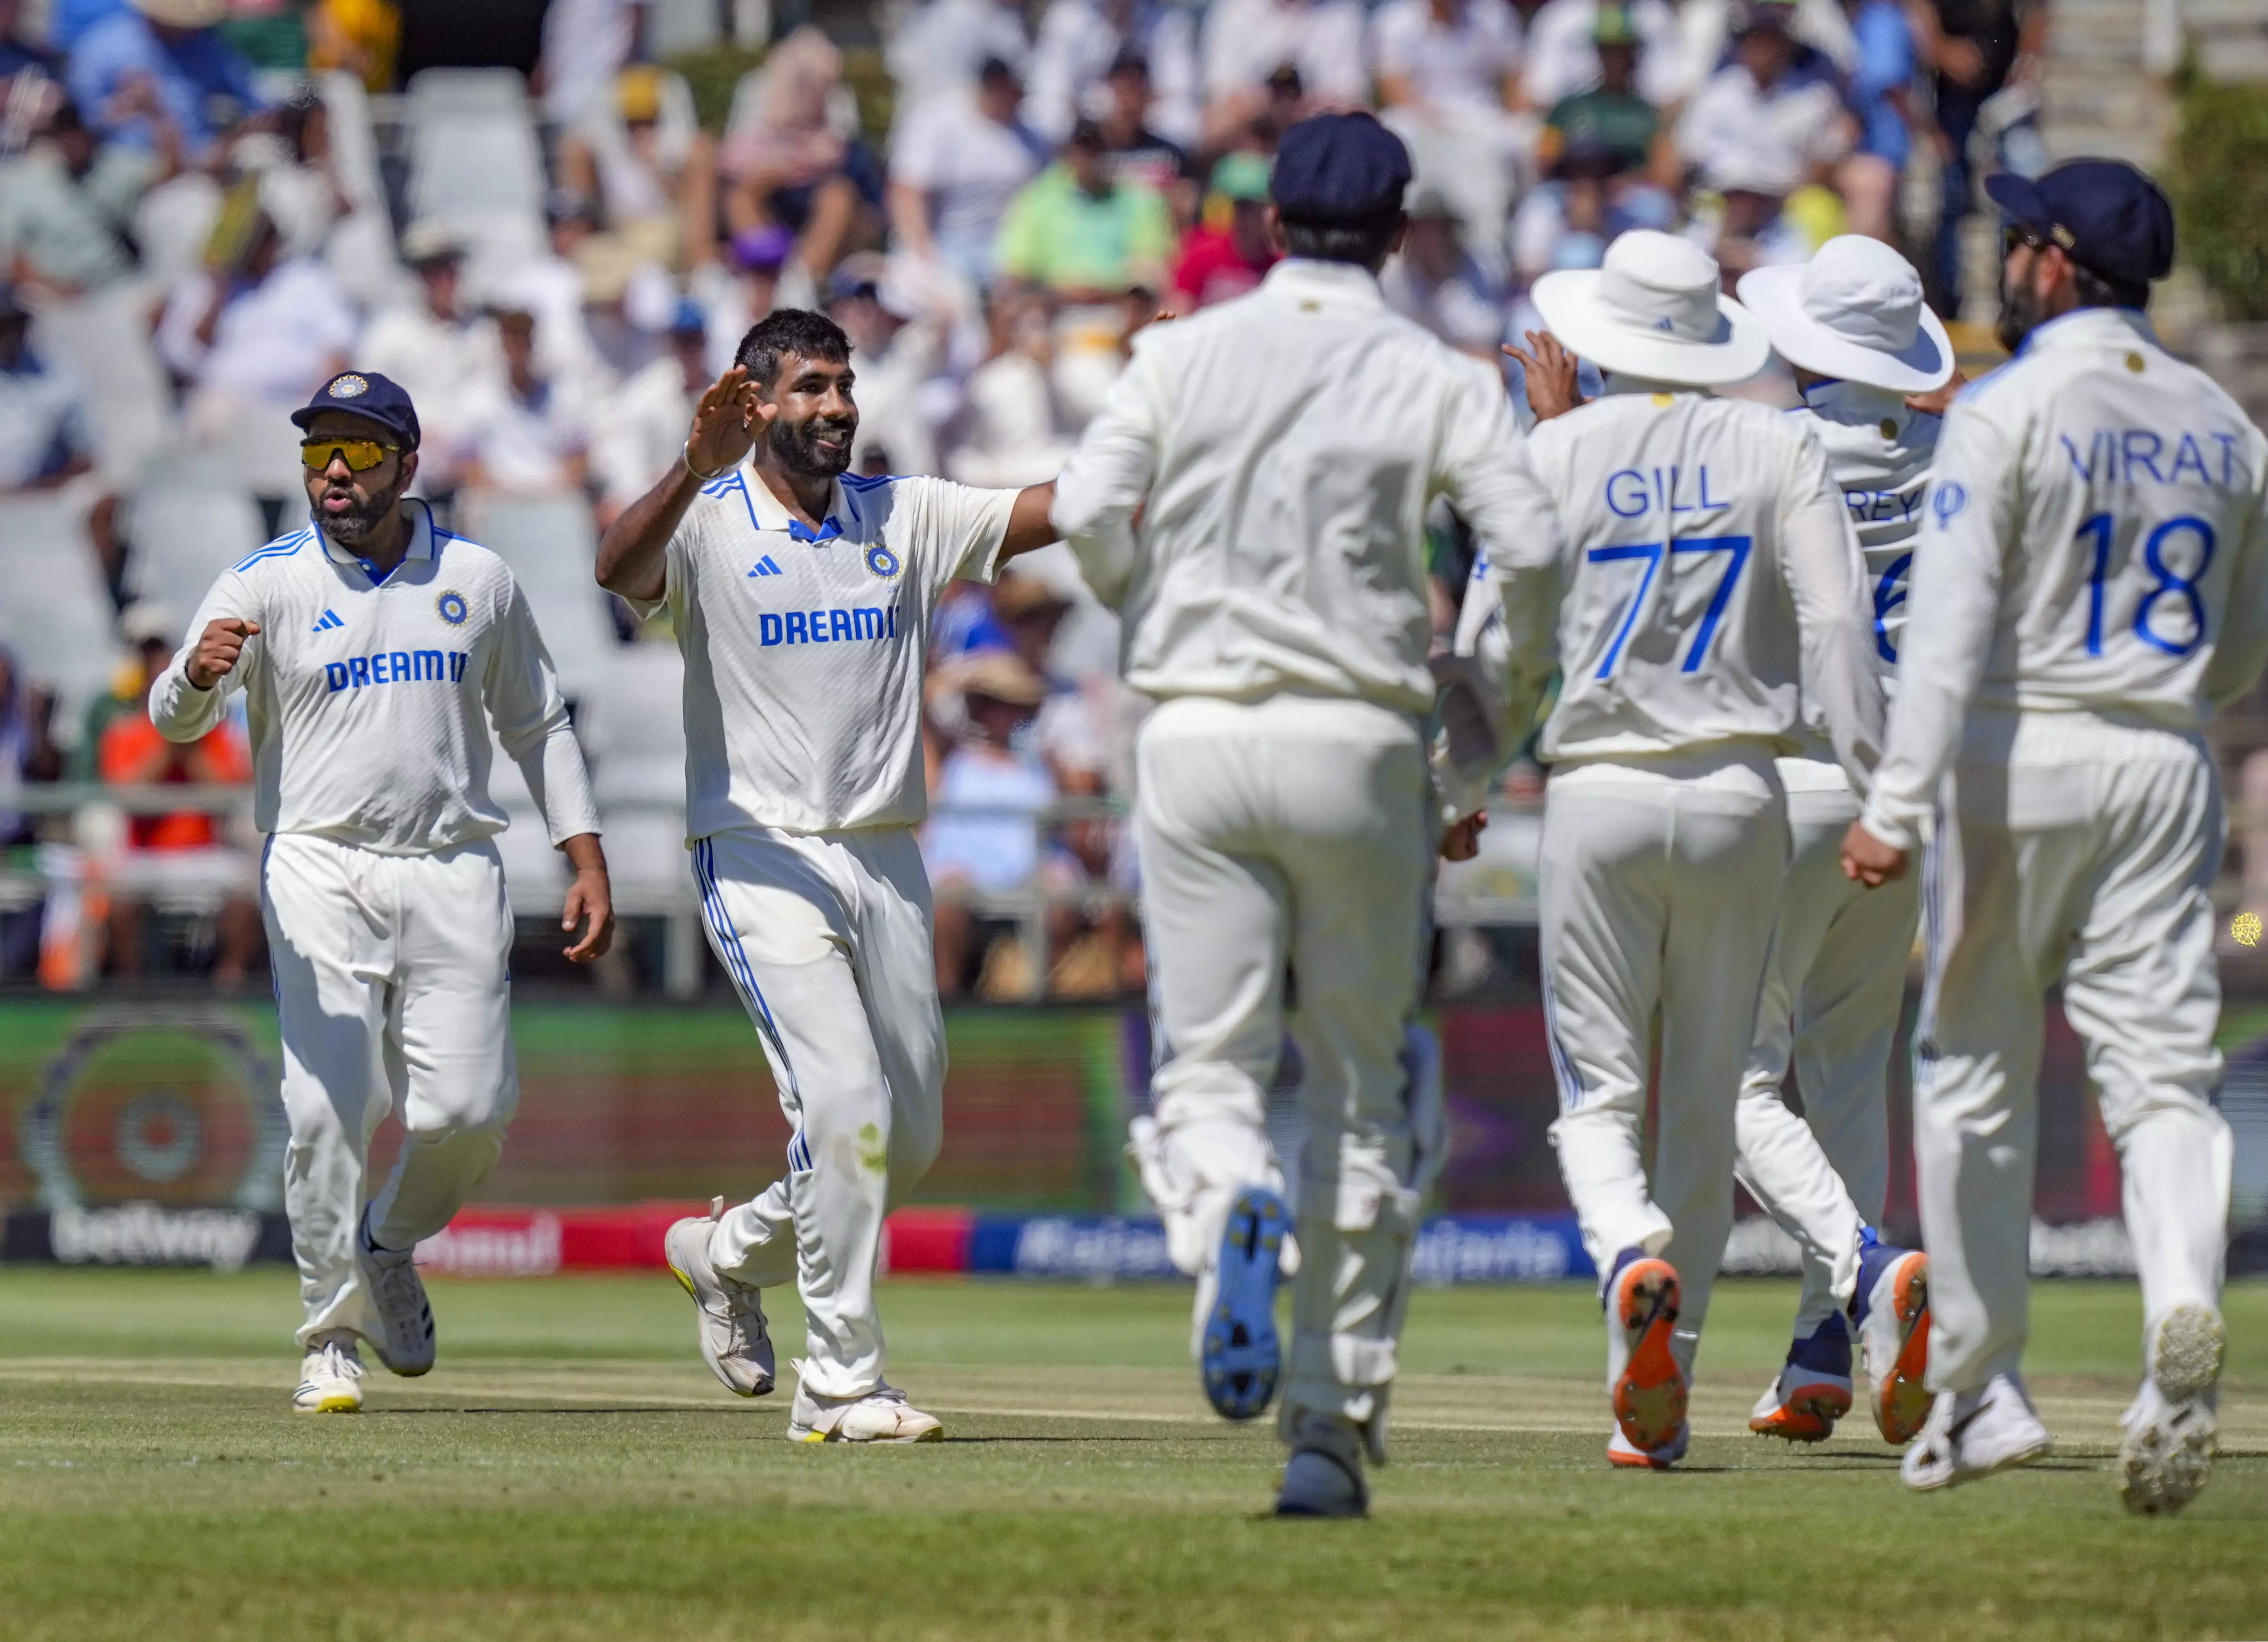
[149,371,612,1413]
[597,310,1057,1443]
[1843,162,2268,1513]
[1054,113,1563,1517]
[1451,229,1883,1469]
[1724,236,1948,1449]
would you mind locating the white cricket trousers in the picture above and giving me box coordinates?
[1735,766,1921,1334]
[692,825,945,1401]
[263,832,518,1349]
[1135,696,1438,1443]
[1542,751,1790,1363]
[1917,712,2233,1393]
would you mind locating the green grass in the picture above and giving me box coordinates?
[0,1271,2263,1641]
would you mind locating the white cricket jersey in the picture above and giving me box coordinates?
[148,500,600,854]
[1781,378,1940,786]
[1860,307,2268,852]
[633,465,1016,837]
[1052,257,1564,716]
[1456,380,1884,779]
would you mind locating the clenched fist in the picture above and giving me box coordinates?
[186,617,260,690]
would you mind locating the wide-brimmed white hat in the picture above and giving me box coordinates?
[1531,230,1770,387]
[1736,236,1953,395]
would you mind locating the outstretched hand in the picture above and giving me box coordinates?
[686,366,760,479]
[1503,331,1585,423]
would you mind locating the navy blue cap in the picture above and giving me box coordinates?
[290,370,421,450]
[1269,113,1412,225]
[1985,160,2174,287]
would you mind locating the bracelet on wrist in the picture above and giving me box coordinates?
[684,440,730,483]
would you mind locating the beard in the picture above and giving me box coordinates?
[1996,269,2051,355]
[768,412,856,479]
[315,473,407,548]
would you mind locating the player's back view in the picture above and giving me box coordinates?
[1055,113,1561,1517]
[1453,230,1883,1468]
[1847,163,2268,1511]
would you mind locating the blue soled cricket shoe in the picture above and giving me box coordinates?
[1202,1185,1287,1420]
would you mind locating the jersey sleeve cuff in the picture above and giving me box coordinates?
[1856,802,1920,855]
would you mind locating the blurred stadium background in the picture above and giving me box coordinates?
[2,0,2268,1284]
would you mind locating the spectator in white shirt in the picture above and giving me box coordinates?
[538,0,636,126]
[824,252,951,479]
[464,304,590,497]
[1200,0,1368,142]
[157,199,355,436]
[885,0,1031,123]
[1521,0,1684,108]
[1677,2,1853,200]
[355,222,505,494]
[946,289,1078,488]
[0,285,95,490]
[1026,0,1201,148]
[591,296,706,529]
[1372,0,1524,126]
[1380,187,1506,358]
[886,58,1051,291]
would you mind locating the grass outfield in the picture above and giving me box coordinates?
[0,1271,2262,1641]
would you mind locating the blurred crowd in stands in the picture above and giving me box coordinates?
[0,0,2046,992]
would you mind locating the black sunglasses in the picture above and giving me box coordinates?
[2002,223,2052,257]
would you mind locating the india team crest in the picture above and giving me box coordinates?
[436,590,469,625]
[328,373,369,398]
[865,544,902,581]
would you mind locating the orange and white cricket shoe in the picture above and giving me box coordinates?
[1852,1232,1931,1444]
[1749,1314,1855,1443]
[1608,1421,1690,1469]
[1604,1249,1686,1456]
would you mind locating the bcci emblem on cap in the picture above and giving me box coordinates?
[327,373,369,399]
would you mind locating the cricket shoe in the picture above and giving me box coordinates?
[1851,1229,1930,1444]
[786,1373,944,1443]
[1275,1412,1368,1518]
[1749,1314,1854,1443]
[1608,1421,1690,1470]
[1901,1373,2052,1492]
[292,1334,364,1413]
[1202,1185,1287,1421]
[2116,1302,2224,1517]
[1604,1248,1686,1454]
[664,1198,774,1396]
[359,1211,435,1376]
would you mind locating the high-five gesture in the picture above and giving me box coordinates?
[685,366,760,481]
[186,617,260,690]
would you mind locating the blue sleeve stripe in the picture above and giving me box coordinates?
[232,531,311,573]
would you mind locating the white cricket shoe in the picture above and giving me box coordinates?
[292,1335,365,1413]
[359,1213,435,1376]
[1274,1413,1368,1518]
[786,1372,944,1443]
[1901,1373,2052,1492]
[2117,1301,2224,1517]
[664,1200,774,1397]
[1851,1232,1932,1444]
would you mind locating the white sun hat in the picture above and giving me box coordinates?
[1735,235,1953,395]
[1530,229,1771,387]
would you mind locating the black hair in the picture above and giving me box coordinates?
[1280,211,1404,271]
[2073,260,2150,312]
[735,309,852,385]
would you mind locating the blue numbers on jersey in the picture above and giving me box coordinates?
[2076,511,2216,659]
[1585,534,1753,678]
[1873,552,1912,664]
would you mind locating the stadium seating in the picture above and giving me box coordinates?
[124,485,266,625]
[455,492,619,696]
[404,69,548,285]
[0,495,123,732]
[581,643,689,915]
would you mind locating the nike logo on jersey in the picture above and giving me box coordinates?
[326,650,468,691]
[312,608,344,633]
[748,556,783,577]
[758,604,899,647]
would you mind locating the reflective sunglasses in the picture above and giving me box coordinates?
[299,437,400,472]
[2002,224,2051,258]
